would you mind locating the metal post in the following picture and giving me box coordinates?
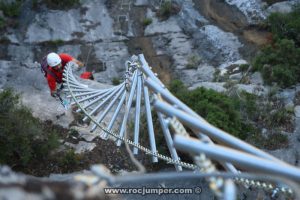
[67,90,108,98]
[154,100,287,165]
[117,71,138,146]
[107,92,126,131]
[133,74,142,154]
[143,77,158,163]
[82,85,125,121]
[90,88,126,132]
[174,135,300,182]
[78,85,123,112]
[157,112,182,171]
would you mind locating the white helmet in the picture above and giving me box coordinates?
[47,52,61,67]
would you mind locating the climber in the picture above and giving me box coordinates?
[45,52,84,97]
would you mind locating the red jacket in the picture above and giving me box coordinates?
[47,53,73,93]
[80,72,93,80]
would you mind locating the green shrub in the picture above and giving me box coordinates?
[32,0,38,9]
[267,5,300,46]
[159,1,172,18]
[264,0,285,6]
[157,1,180,20]
[237,91,293,131]
[0,0,23,17]
[168,79,187,97]
[270,108,292,125]
[247,132,288,150]
[253,5,300,88]
[253,39,300,88]
[213,69,221,82]
[239,64,250,72]
[168,80,248,139]
[0,89,60,166]
[186,55,201,69]
[33,132,60,158]
[44,0,80,9]
[112,77,121,85]
[47,39,64,46]
[0,17,5,29]
[142,18,152,26]
[0,88,18,113]
[60,149,80,167]
[265,133,288,150]
[238,91,259,120]
[168,80,292,149]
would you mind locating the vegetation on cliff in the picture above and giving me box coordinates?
[169,80,290,150]
[254,5,300,88]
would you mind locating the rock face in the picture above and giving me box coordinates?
[25,1,114,43]
[1,0,282,115]
[266,0,300,15]
[65,141,97,154]
[1,0,131,128]
[267,85,300,166]
[195,25,243,66]
[295,106,300,118]
[143,1,246,86]
[225,0,266,23]
[189,82,226,92]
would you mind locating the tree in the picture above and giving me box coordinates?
[0,89,59,167]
